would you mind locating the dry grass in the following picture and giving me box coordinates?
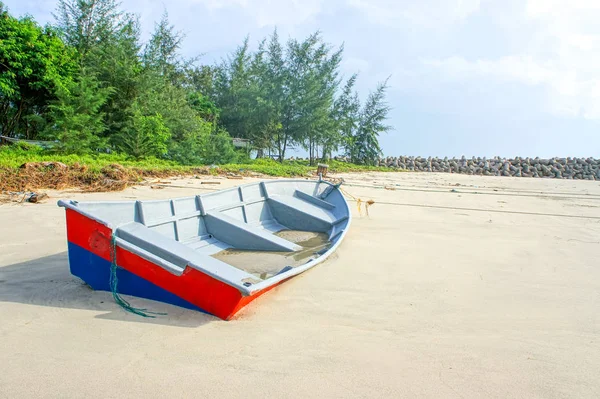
[0,162,214,193]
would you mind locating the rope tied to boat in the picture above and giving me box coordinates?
[350,194,375,217]
[327,180,374,217]
[319,177,375,217]
[109,234,166,318]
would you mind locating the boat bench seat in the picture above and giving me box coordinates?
[267,195,338,232]
[293,190,335,210]
[204,211,301,252]
[115,222,249,281]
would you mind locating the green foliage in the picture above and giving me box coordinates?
[350,79,391,165]
[184,64,217,98]
[10,141,43,154]
[214,29,392,165]
[55,0,142,138]
[0,2,392,171]
[285,32,342,164]
[202,129,237,164]
[214,37,254,142]
[115,107,170,158]
[0,143,395,180]
[220,158,309,177]
[167,123,236,165]
[333,74,360,157]
[187,91,219,124]
[0,143,179,170]
[13,140,44,152]
[167,121,211,165]
[55,0,123,58]
[44,69,113,153]
[0,7,76,138]
[218,157,393,177]
[94,17,142,137]
[143,10,185,82]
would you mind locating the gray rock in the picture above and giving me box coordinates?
[361,155,597,179]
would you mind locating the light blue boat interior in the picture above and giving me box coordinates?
[58,180,351,295]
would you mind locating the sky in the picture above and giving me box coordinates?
[5,0,600,158]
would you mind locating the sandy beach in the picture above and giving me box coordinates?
[1,172,599,398]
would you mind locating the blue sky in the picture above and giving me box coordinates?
[6,0,600,157]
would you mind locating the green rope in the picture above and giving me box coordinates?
[109,234,166,318]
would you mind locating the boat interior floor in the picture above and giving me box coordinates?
[212,230,331,280]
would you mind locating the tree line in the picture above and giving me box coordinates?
[0,0,392,165]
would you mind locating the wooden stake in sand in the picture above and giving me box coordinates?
[317,163,329,178]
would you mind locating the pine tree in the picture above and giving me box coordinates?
[98,16,142,138]
[44,69,113,153]
[214,29,393,165]
[54,0,123,61]
[290,33,342,164]
[201,129,237,164]
[214,37,254,142]
[143,10,184,83]
[350,78,391,165]
[332,74,360,159]
[55,0,143,140]
[114,105,170,158]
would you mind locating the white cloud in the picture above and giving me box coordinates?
[193,0,324,27]
[423,55,554,85]
[423,0,600,120]
[424,55,600,120]
[347,0,481,27]
[526,0,600,18]
[199,0,249,9]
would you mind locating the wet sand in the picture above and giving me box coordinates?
[1,172,599,398]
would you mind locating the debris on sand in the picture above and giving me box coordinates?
[1,162,139,192]
[0,162,264,194]
[20,161,67,171]
[100,164,127,181]
[27,192,49,203]
[0,191,49,204]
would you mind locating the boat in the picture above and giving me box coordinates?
[58,179,351,320]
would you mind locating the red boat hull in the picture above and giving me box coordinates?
[65,209,284,320]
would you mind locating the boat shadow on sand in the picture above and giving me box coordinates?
[0,252,217,327]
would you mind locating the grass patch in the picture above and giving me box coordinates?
[0,143,189,172]
[0,143,398,192]
[217,158,393,176]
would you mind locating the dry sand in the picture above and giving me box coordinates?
[1,172,599,398]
